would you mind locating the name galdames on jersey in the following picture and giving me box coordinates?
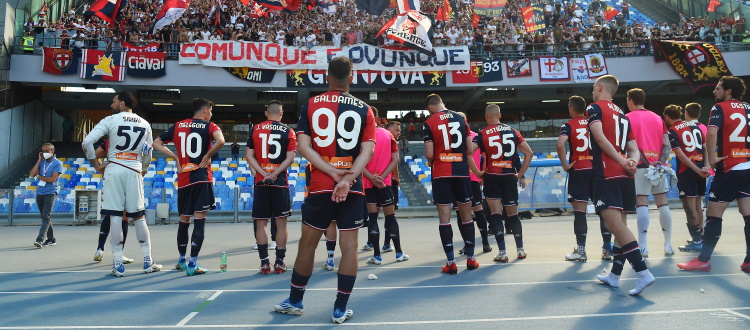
[423,110,470,178]
[560,118,593,170]
[708,100,750,172]
[248,120,296,187]
[157,118,221,188]
[474,123,525,175]
[297,90,376,195]
[668,120,704,174]
[586,100,634,179]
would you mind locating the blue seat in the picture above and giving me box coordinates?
[241,186,252,193]
[147,203,157,210]
[153,182,164,188]
[292,201,303,210]
[0,204,6,213]
[214,202,222,210]
[30,203,40,213]
[15,203,31,213]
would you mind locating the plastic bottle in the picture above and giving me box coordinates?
[220,252,227,272]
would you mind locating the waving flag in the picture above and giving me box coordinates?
[153,0,190,33]
[378,11,435,56]
[249,1,269,18]
[652,40,733,91]
[601,2,620,21]
[397,0,419,13]
[707,0,721,12]
[436,0,453,22]
[84,0,125,25]
[39,2,49,18]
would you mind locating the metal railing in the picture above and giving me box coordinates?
[12,36,750,60]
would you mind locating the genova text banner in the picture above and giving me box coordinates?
[179,41,470,71]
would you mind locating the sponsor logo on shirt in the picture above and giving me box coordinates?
[262,163,279,172]
[439,153,463,162]
[490,160,513,168]
[115,152,138,160]
[181,163,200,172]
[324,156,353,169]
[731,148,750,158]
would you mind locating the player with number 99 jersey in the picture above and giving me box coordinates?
[296,91,377,196]
[708,99,750,173]
[560,118,593,170]
[423,110,470,178]
[586,100,634,179]
[157,119,222,189]
[247,120,297,187]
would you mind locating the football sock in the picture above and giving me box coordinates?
[658,204,673,246]
[636,205,649,252]
[439,223,454,262]
[177,221,190,256]
[699,216,722,262]
[384,214,402,253]
[622,241,647,272]
[289,269,310,304]
[97,215,110,251]
[508,214,523,249]
[458,220,476,258]
[190,218,205,258]
[573,210,587,251]
[258,244,269,264]
[334,274,356,311]
[474,210,489,246]
[611,245,625,276]
[367,212,380,256]
[134,218,152,261]
[600,215,612,247]
[109,215,124,263]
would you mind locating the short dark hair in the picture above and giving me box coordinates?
[116,91,137,109]
[193,97,214,113]
[685,102,702,119]
[370,106,379,118]
[627,88,646,106]
[328,57,353,83]
[663,104,683,120]
[385,121,401,129]
[568,95,586,114]
[719,76,747,100]
[426,94,443,107]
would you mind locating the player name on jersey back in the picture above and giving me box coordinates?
[313,94,365,107]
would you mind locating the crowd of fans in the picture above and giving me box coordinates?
[21,0,750,58]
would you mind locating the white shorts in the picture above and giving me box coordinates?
[102,165,145,217]
[634,168,669,196]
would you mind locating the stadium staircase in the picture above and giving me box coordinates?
[627,0,680,25]
[397,160,432,207]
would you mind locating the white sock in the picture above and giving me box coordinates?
[636,206,649,251]
[658,205,672,247]
[109,216,124,263]
[134,218,152,261]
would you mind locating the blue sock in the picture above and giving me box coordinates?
[179,254,186,263]
[188,257,197,268]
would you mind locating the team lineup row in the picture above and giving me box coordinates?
[54,56,750,324]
